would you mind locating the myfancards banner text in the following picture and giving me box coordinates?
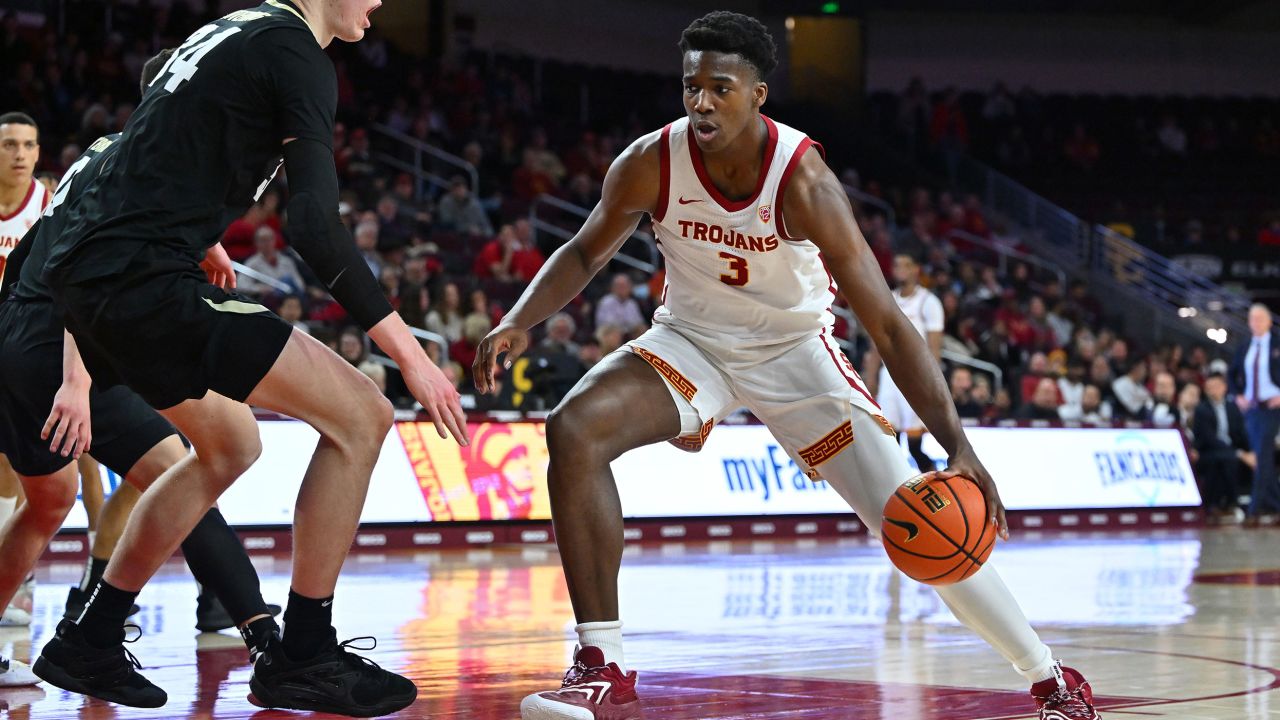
[60,422,1198,528]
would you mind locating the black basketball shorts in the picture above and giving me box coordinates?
[0,298,178,477]
[54,251,294,411]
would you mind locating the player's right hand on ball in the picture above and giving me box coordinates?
[404,362,470,446]
[474,323,529,395]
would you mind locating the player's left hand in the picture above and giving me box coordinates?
[939,447,1009,541]
[42,379,92,458]
[201,242,237,289]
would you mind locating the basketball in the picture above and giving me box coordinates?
[880,471,998,586]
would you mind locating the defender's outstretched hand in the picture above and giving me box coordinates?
[473,324,529,395]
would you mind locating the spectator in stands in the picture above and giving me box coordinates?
[338,126,377,195]
[1194,374,1253,524]
[1149,371,1180,427]
[475,223,546,283]
[595,273,647,337]
[374,193,412,252]
[541,313,581,356]
[1112,358,1152,420]
[1058,359,1087,409]
[512,146,558,203]
[1062,123,1100,171]
[930,87,969,179]
[450,314,494,377]
[895,213,934,261]
[1257,215,1280,246]
[222,199,276,262]
[527,126,567,184]
[1019,352,1052,405]
[1018,377,1062,421]
[1177,382,1201,446]
[950,366,983,419]
[354,219,383,280]
[1059,383,1112,425]
[578,338,603,372]
[970,375,993,418]
[238,226,305,298]
[426,282,465,344]
[436,175,493,236]
[338,327,369,367]
[595,324,625,357]
[1156,115,1188,157]
[358,361,387,395]
[277,294,310,335]
[1229,303,1280,525]
[981,81,1016,123]
[469,287,498,327]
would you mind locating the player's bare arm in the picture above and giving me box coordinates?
[42,330,93,459]
[782,149,1009,538]
[473,132,663,393]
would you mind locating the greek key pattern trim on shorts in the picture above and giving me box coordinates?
[632,346,697,401]
[799,420,855,467]
[873,414,896,436]
[669,418,714,453]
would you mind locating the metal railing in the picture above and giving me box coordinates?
[843,184,897,230]
[370,123,479,200]
[232,261,294,294]
[529,194,659,273]
[943,229,1067,288]
[942,350,1004,395]
[949,152,1255,346]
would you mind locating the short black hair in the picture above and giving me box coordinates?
[679,11,777,80]
[0,112,38,141]
[140,48,176,95]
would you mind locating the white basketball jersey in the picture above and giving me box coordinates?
[893,286,944,339]
[650,116,832,352]
[0,178,49,281]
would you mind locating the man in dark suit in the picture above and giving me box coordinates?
[1229,303,1280,525]
[1194,374,1254,523]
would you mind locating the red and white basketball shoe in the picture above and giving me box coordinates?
[1031,663,1101,720]
[520,646,643,720]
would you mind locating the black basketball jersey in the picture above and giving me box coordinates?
[7,134,123,302]
[42,0,334,287]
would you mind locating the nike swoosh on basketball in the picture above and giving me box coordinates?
[677,196,702,205]
[885,517,919,542]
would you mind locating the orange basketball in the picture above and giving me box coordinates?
[880,471,998,586]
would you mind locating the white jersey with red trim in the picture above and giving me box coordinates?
[651,115,834,351]
[0,178,49,281]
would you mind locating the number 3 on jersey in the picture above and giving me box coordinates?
[719,251,749,287]
[152,23,242,93]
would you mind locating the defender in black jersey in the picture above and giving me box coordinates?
[0,52,283,702]
[37,1,466,716]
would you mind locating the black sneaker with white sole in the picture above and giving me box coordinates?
[33,620,166,708]
[247,628,417,717]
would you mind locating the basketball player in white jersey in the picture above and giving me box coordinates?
[873,252,945,473]
[476,12,1100,720]
[0,112,50,628]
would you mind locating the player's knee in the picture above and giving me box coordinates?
[546,403,591,461]
[210,433,263,481]
[330,390,393,459]
[27,472,78,523]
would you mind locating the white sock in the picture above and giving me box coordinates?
[576,620,625,672]
[87,531,97,553]
[0,496,17,531]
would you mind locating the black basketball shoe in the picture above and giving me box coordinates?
[247,627,417,717]
[33,620,166,708]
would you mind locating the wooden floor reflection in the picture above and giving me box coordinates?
[3,527,1279,719]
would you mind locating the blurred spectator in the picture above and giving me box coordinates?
[1059,383,1112,425]
[1111,358,1152,420]
[338,327,369,367]
[1149,371,1179,427]
[595,324,625,356]
[358,361,387,394]
[1228,303,1280,524]
[238,226,305,298]
[450,314,493,374]
[1258,216,1280,246]
[595,273,646,337]
[950,366,984,419]
[1156,115,1188,156]
[578,338,603,371]
[1194,374,1252,524]
[1062,123,1100,171]
[354,220,383,279]
[436,175,493,236]
[222,200,277,262]
[425,282,465,344]
[475,223,546,283]
[1177,382,1201,444]
[1018,377,1061,421]
[374,193,412,252]
[512,147,558,203]
[1058,359,1086,409]
[277,294,310,335]
[541,312,581,356]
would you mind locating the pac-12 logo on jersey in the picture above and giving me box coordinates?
[758,204,772,224]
